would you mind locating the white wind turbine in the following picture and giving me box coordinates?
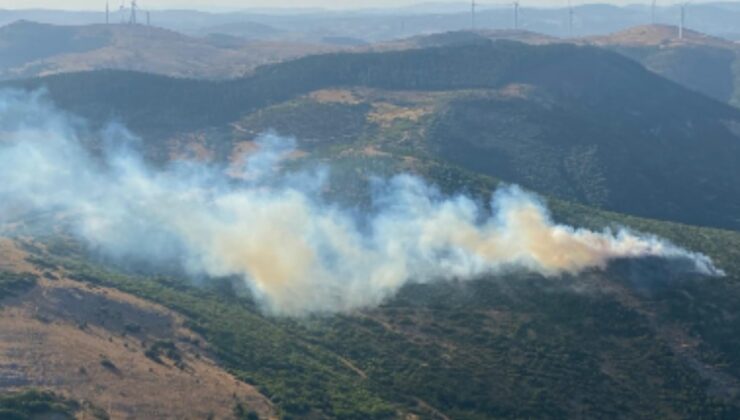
[119,1,126,23]
[679,1,690,40]
[567,0,575,37]
[512,0,520,30]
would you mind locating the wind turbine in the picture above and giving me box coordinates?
[119,1,126,23]
[679,1,690,40]
[512,1,520,30]
[133,0,151,26]
[567,0,575,37]
[129,0,137,25]
[471,0,477,30]
[651,0,657,24]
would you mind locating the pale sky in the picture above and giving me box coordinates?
[0,0,707,11]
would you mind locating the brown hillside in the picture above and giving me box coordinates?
[586,24,738,48]
[0,21,339,80]
[0,238,276,420]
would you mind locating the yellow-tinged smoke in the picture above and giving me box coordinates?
[0,90,723,315]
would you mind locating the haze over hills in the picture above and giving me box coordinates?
[0,20,339,80]
[5,2,740,41]
[383,25,740,109]
[6,11,740,109]
[589,24,733,47]
[583,24,740,105]
[2,41,740,417]
[3,4,740,420]
[8,40,740,231]
[374,29,557,51]
[6,16,740,111]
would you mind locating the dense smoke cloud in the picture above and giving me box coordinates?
[0,90,723,315]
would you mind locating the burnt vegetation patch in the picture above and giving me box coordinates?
[0,272,37,302]
[144,340,187,370]
[0,388,81,420]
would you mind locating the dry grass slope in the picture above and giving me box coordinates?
[0,238,276,420]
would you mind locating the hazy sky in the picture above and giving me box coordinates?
[0,1,704,11]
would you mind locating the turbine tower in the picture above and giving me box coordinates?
[513,1,520,30]
[119,1,125,23]
[105,1,109,24]
[129,0,137,25]
[679,1,690,40]
[567,0,574,37]
[651,0,657,24]
[471,0,477,30]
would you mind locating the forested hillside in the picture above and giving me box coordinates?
[8,40,740,230]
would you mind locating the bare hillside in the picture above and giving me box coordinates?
[0,20,338,80]
[587,24,736,48]
[0,239,276,419]
[579,25,740,105]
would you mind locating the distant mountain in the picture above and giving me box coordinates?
[589,24,732,47]
[198,20,285,40]
[5,3,740,42]
[8,40,740,231]
[0,20,338,80]
[375,29,556,51]
[585,25,740,105]
[383,26,740,109]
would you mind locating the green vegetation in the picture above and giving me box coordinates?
[22,154,740,418]
[30,233,740,418]
[427,91,740,230]
[0,389,79,420]
[6,41,681,135]
[5,38,740,418]
[144,340,186,369]
[236,99,376,150]
[0,272,37,301]
[233,402,260,420]
[8,40,740,230]
[60,264,395,419]
[99,357,119,373]
[612,44,738,105]
[0,21,109,71]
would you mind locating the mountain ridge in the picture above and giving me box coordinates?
[6,40,740,230]
[580,24,740,105]
[0,19,338,80]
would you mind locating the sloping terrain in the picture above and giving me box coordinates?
[382,27,740,109]
[374,29,558,51]
[0,389,90,419]
[198,20,286,41]
[585,25,740,105]
[2,155,740,419]
[0,240,275,420]
[220,82,740,236]
[589,24,732,47]
[9,40,740,230]
[0,20,337,80]
[3,39,740,419]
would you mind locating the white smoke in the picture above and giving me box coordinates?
[0,90,723,315]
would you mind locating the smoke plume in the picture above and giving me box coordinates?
[0,90,723,315]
